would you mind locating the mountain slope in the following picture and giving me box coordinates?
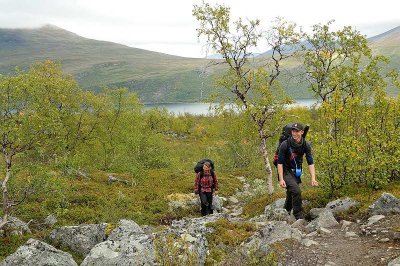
[0,25,212,102]
[0,25,398,102]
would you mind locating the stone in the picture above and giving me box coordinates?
[0,238,77,266]
[367,215,385,226]
[212,195,223,213]
[306,210,339,231]
[264,198,286,211]
[264,208,291,222]
[291,218,307,229]
[228,197,239,204]
[340,220,352,231]
[0,217,31,236]
[44,214,58,227]
[309,208,325,219]
[325,197,359,214]
[318,227,332,236]
[368,193,400,215]
[107,175,129,185]
[108,220,144,241]
[49,223,107,256]
[81,234,155,266]
[302,238,319,247]
[244,221,302,254]
[167,193,199,212]
[345,231,359,238]
[388,255,400,266]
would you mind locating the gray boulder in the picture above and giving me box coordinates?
[245,221,302,254]
[167,215,223,265]
[81,234,155,266]
[368,192,400,215]
[212,195,223,213]
[367,215,385,226]
[0,217,31,236]
[309,208,325,219]
[0,238,77,266]
[306,210,339,232]
[264,198,292,221]
[108,219,144,241]
[388,255,400,266]
[49,223,107,256]
[264,198,286,212]
[44,214,58,227]
[325,197,359,214]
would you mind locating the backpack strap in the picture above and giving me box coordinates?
[200,170,216,189]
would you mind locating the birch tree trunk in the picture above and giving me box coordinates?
[260,137,274,194]
[0,155,12,230]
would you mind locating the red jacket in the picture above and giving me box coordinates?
[194,171,218,193]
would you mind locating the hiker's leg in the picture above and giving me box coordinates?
[284,172,303,219]
[283,172,294,213]
[284,188,293,213]
[199,192,209,216]
[206,192,213,214]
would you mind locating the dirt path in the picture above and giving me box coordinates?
[279,215,400,265]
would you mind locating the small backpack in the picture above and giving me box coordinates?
[272,123,309,167]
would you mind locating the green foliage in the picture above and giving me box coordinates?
[0,234,31,261]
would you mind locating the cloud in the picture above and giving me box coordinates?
[0,0,399,57]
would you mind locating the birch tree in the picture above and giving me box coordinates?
[193,3,299,194]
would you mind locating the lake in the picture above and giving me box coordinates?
[144,99,317,116]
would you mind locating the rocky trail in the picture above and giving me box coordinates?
[1,176,400,265]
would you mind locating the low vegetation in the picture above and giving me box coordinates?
[1,8,400,261]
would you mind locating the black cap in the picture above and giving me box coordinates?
[292,123,304,131]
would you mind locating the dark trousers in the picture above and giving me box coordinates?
[199,191,213,216]
[283,171,303,219]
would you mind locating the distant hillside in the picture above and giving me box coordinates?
[0,25,398,102]
[0,25,213,103]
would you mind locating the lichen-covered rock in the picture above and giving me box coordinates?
[368,193,400,215]
[388,255,400,266]
[263,198,293,222]
[0,239,77,266]
[306,210,339,232]
[325,197,359,214]
[44,214,58,227]
[244,221,302,254]
[108,219,144,241]
[81,234,155,266]
[212,195,223,213]
[49,223,107,256]
[0,217,31,236]
[167,193,199,212]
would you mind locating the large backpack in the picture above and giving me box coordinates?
[272,123,309,167]
[194,159,215,173]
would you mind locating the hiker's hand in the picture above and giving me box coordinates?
[214,191,218,195]
[279,179,286,188]
[311,180,319,187]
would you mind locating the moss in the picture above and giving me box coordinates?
[205,218,257,263]
[242,191,286,218]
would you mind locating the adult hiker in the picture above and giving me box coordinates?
[277,122,318,219]
[194,161,219,216]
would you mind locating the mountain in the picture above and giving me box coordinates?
[0,25,213,103]
[0,25,399,102]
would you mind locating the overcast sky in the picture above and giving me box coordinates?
[0,0,399,58]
